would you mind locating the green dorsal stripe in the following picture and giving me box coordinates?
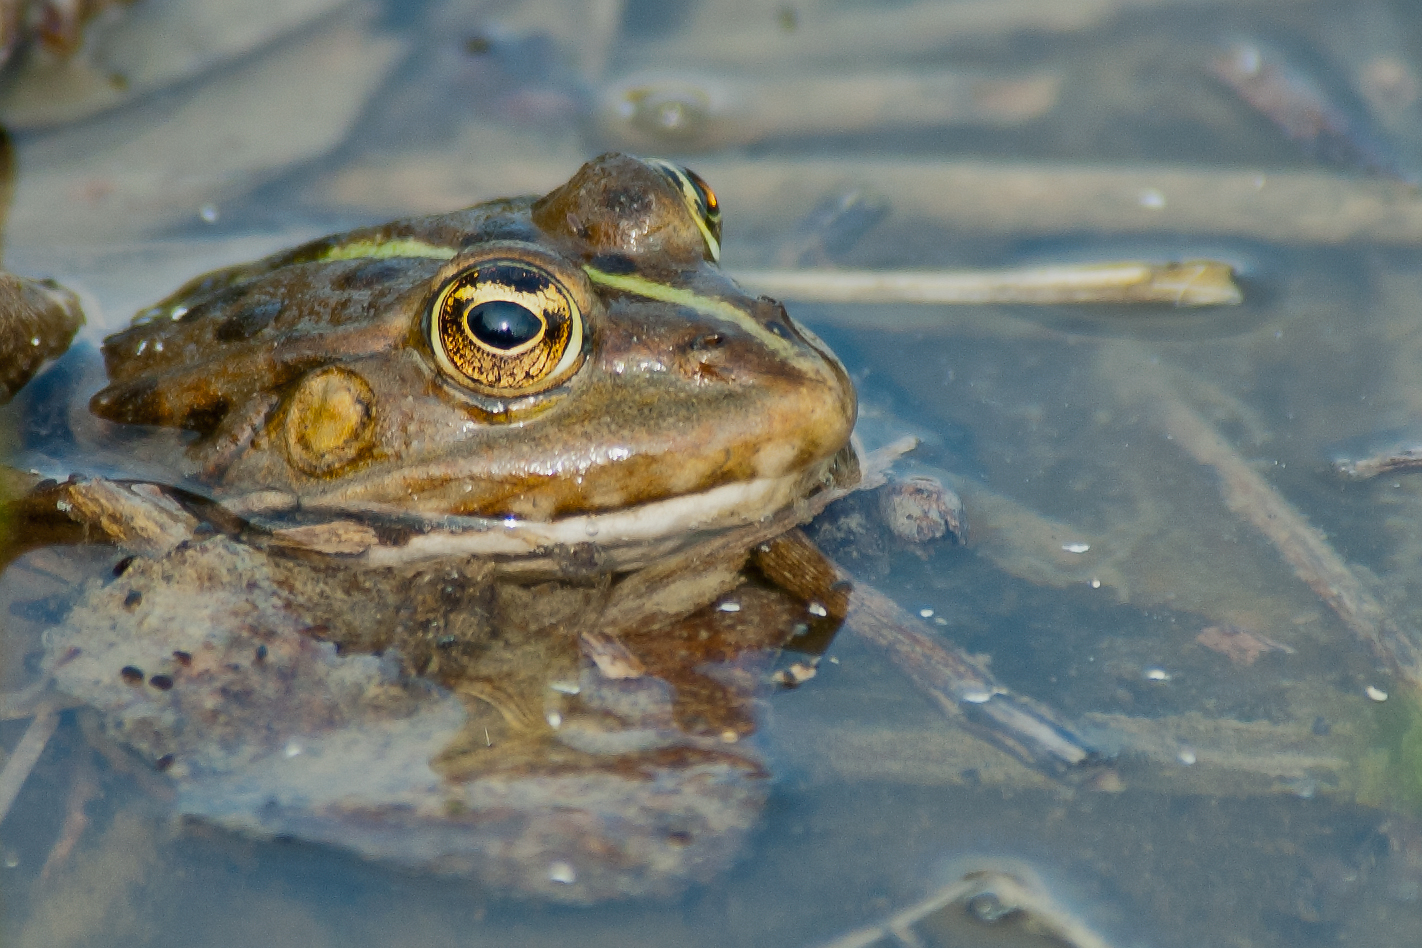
[319,238,457,262]
[583,266,793,356]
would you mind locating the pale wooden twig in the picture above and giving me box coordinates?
[0,706,58,828]
[735,260,1241,307]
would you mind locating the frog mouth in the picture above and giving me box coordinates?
[242,441,865,573]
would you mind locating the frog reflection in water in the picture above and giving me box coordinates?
[20,154,861,900]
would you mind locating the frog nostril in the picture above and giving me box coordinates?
[765,321,792,339]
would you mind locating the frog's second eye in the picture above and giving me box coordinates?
[651,160,722,262]
[430,260,584,397]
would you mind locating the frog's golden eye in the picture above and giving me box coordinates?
[430,258,585,396]
[650,159,722,262]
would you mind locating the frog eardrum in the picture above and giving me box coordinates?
[428,248,586,397]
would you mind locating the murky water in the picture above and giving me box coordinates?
[7,0,1422,945]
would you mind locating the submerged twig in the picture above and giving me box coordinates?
[1115,348,1422,687]
[1211,41,1408,181]
[0,706,58,828]
[736,260,1241,307]
[817,862,1120,948]
[596,71,1059,152]
[39,751,97,881]
[845,582,1098,773]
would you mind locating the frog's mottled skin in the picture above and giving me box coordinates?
[24,155,865,902]
[91,153,855,529]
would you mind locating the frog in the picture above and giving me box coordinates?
[4,153,1090,902]
[4,152,869,902]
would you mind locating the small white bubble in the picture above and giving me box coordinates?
[717,601,741,613]
[199,204,219,223]
[1145,668,1171,682]
[1177,748,1197,766]
[807,602,828,617]
[1062,542,1090,554]
[548,861,576,884]
[584,521,600,537]
[1138,188,1166,209]
[3,852,18,869]
[919,608,934,618]
[550,681,580,695]
[546,711,562,728]
[29,336,39,346]
[933,617,948,626]
[1366,685,1389,702]
[284,741,303,758]
[960,688,993,704]
[169,305,188,320]
[1237,44,1262,75]
[1090,578,1102,589]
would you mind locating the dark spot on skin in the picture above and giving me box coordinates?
[255,645,268,663]
[120,666,144,685]
[331,259,406,291]
[666,830,694,846]
[464,34,491,55]
[215,300,282,342]
[149,674,174,691]
[172,651,192,666]
[113,555,136,577]
[123,589,142,609]
[181,399,230,434]
[691,332,723,350]
[589,253,637,274]
[154,753,175,771]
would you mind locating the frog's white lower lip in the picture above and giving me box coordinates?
[253,445,860,571]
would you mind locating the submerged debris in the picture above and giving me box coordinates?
[1211,41,1411,181]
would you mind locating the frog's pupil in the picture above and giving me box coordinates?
[465,300,542,350]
